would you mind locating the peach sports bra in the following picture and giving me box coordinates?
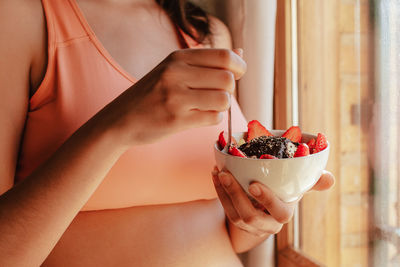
[15,0,247,211]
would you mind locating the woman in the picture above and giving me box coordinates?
[0,0,334,266]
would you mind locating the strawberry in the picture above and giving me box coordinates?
[294,143,310,157]
[282,126,302,143]
[228,146,247,158]
[260,154,277,159]
[218,131,237,150]
[247,120,273,141]
[307,138,316,151]
[218,131,227,149]
[314,133,328,152]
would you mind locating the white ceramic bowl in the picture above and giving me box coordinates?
[214,130,330,202]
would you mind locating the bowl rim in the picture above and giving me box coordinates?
[215,130,330,161]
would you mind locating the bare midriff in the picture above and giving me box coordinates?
[42,199,242,267]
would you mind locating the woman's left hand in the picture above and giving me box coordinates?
[211,167,335,237]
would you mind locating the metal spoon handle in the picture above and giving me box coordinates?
[227,102,232,149]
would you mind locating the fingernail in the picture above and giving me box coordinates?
[218,172,231,187]
[249,184,261,197]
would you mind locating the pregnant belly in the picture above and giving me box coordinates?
[42,199,243,267]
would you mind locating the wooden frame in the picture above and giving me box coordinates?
[273,0,292,130]
[274,0,340,266]
[273,1,323,265]
[296,0,340,265]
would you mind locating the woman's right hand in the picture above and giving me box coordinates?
[105,49,247,146]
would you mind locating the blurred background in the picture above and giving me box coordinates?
[195,0,400,266]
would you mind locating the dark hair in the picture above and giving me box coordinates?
[156,0,211,44]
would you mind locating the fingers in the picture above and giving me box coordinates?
[311,170,335,191]
[172,49,247,79]
[185,90,230,112]
[184,110,223,128]
[248,183,296,224]
[218,172,257,219]
[161,49,244,117]
[211,169,260,235]
[212,169,240,221]
[177,65,236,112]
[211,167,334,238]
[213,170,284,236]
[182,66,235,94]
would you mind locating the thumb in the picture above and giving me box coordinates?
[310,170,335,191]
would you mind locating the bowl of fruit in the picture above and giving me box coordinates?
[214,120,330,202]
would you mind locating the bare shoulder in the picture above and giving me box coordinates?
[0,0,46,194]
[0,0,45,62]
[0,0,47,91]
[208,15,232,49]
[0,0,44,31]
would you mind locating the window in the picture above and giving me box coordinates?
[276,0,400,266]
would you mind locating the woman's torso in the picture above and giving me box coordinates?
[43,199,242,267]
[22,0,245,265]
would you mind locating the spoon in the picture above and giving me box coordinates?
[223,48,242,154]
[225,98,232,153]
[222,91,233,154]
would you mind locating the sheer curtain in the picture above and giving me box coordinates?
[373,0,400,264]
[195,0,277,266]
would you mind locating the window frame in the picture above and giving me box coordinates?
[273,1,321,265]
[274,0,341,265]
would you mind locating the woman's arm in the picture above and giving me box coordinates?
[0,4,130,264]
[0,3,247,264]
[0,109,128,266]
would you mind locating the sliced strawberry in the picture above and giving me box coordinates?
[315,133,328,152]
[218,131,237,150]
[218,131,227,149]
[247,120,273,141]
[294,143,310,157]
[307,138,316,150]
[282,126,302,143]
[228,146,247,158]
[260,154,277,159]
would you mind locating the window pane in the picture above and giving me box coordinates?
[296,0,400,266]
[296,0,371,265]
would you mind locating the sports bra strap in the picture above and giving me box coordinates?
[41,0,90,44]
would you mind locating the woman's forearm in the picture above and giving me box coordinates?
[0,107,129,266]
